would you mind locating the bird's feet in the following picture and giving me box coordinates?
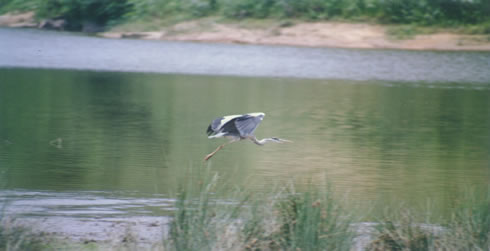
[203,154,213,161]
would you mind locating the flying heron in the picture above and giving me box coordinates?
[204,112,291,161]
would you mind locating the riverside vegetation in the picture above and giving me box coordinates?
[1,0,489,34]
[1,173,488,250]
[166,173,489,250]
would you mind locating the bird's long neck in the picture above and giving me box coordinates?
[250,136,272,146]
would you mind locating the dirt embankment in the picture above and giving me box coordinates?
[104,19,490,51]
[2,12,490,51]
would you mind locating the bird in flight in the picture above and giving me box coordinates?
[204,112,291,161]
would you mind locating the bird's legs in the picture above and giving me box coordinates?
[204,139,238,161]
[204,144,225,161]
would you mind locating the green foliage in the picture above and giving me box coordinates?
[132,0,489,25]
[444,187,490,250]
[386,25,419,40]
[187,0,219,17]
[376,0,487,25]
[278,0,346,19]
[126,0,218,19]
[167,175,219,251]
[2,0,489,30]
[166,174,354,251]
[276,185,354,250]
[462,21,490,35]
[368,188,490,251]
[222,0,275,18]
[166,175,488,251]
[0,0,39,14]
[35,0,133,31]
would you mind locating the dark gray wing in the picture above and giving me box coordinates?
[207,116,224,136]
[234,114,264,137]
[211,117,224,131]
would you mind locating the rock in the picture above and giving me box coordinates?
[39,19,66,30]
[82,21,104,33]
[121,33,147,39]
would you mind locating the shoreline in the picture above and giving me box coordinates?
[103,19,490,52]
[1,12,490,51]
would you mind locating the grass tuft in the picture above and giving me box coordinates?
[367,210,439,250]
[166,174,355,251]
[441,187,490,250]
[275,185,354,250]
[0,219,47,251]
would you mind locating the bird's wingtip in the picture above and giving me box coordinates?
[248,112,265,117]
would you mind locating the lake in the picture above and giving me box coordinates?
[0,28,489,229]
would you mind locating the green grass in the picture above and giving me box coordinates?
[0,168,488,250]
[385,25,441,40]
[385,25,421,40]
[165,173,355,251]
[367,207,441,250]
[164,174,490,251]
[0,219,49,251]
[442,187,490,250]
[367,188,490,251]
[458,21,490,35]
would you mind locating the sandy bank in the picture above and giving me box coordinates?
[104,19,490,51]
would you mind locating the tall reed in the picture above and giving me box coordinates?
[165,173,355,251]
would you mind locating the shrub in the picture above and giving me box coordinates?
[222,0,275,18]
[0,0,40,14]
[36,0,133,31]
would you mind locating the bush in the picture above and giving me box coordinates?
[125,0,218,19]
[2,0,490,28]
[377,0,489,25]
[0,0,40,14]
[222,0,275,18]
[36,0,133,31]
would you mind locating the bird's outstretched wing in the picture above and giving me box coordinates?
[207,114,241,136]
[206,112,265,138]
[234,114,264,137]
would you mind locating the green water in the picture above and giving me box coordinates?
[0,68,489,212]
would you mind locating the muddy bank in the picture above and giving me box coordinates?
[104,20,490,51]
[5,216,169,248]
[5,216,381,250]
[1,12,490,51]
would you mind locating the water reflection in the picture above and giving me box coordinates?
[0,68,489,214]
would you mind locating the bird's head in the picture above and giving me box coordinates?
[269,137,292,143]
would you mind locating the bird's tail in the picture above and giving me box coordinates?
[208,132,226,139]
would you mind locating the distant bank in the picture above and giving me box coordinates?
[1,12,490,51]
